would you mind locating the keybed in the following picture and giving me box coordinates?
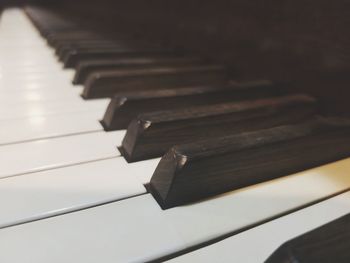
[0,7,348,262]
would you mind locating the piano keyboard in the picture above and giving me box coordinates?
[0,7,349,263]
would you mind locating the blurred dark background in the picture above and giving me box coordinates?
[2,0,350,114]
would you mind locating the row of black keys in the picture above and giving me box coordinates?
[26,7,350,211]
[24,7,350,262]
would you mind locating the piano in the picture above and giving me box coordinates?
[0,1,349,262]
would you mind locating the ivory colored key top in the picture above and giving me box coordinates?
[0,87,82,105]
[0,111,109,145]
[0,98,109,121]
[0,157,160,228]
[0,131,124,179]
[0,158,349,262]
[169,191,350,263]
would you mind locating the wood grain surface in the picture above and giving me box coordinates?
[150,117,350,209]
[82,64,227,99]
[120,94,317,162]
[101,80,288,130]
[265,213,350,263]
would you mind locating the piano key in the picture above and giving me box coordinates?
[73,56,204,84]
[0,98,109,120]
[0,111,106,145]
[0,85,81,104]
[169,191,350,263]
[57,43,130,59]
[46,32,101,47]
[82,64,227,99]
[265,213,350,262]
[0,131,124,179]
[55,40,122,54]
[0,80,78,91]
[101,80,286,131]
[63,48,180,68]
[59,46,140,62]
[0,158,349,262]
[150,117,350,209]
[49,37,116,49]
[121,94,316,162]
[0,157,160,228]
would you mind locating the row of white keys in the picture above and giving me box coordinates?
[0,158,349,262]
[0,10,131,181]
[0,9,116,148]
[169,191,350,263]
[0,8,155,232]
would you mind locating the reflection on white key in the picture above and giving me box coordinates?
[0,87,82,105]
[0,157,349,262]
[169,191,350,263]
[0,111,108,145]
[0,98,109,120]
[0,131,124,178]
[0,157,153,228]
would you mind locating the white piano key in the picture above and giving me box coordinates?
[0,77,74,88]
[0,87,82,105]
[0,195,187,263]
[0,131,124,179]
[0,70,74,80]
[0,80,78,91]
[0,158,349,262]
[169,191,350,263]
[0,111,108,145]
[0,98,109,120]
[0,157,152,228]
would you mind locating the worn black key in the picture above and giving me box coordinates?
[82,64,227,99]
[57,42,127,58]
[59,45,133,62]
[73,56,204,84]
[47,31,101,47]
[63,48,178,68]
[101,81,287,130]
[149,117,350,209]
[265,213,350,263]
[120,94,317,162]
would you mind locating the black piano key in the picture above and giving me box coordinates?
[265,213,350,263]
[82,64,227,99]
[63,48,179,68]
[57,42,128,58]
[59,46,134,62]
[101,81,287,130]
[73,56,204,84]
[47,32,101,47]
[149,117,350,209]
[120,94,317,162]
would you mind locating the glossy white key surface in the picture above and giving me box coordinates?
[169,191,350,263]
[0,157,349,262]
[0,98,109,120]
[0,131,124,178]
[0,87,82,105]
[0,111,106,145]
[0,157,150,228]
